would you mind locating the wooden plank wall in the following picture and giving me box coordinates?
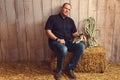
[0,0,120,62]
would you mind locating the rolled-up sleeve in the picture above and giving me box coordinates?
[71,20,77,33]
[45,16,53,30]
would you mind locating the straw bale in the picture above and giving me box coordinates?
[0,62,120,80]
[50,46,107,73]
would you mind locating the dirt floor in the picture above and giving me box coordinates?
[0,62,120,80]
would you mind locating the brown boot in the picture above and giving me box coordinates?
[54,69,62,80]
[63,69,76,79]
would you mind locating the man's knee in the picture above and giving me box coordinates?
[59,46,68,56]
[75,42,85,51]
[80,42,86,51]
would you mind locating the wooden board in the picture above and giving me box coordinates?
[104,28,113,61]
[5,0,19,61]
[61,0,70,5]
[70,0,79,28]
[24,0,35,61]
[33,0,44,61]
[0,0,3,61]
[105,0,115,28]
[15,0,27,61]
[52,0,61,14]
[112,0,120,62]
[0,0,10,62]
[78,0,89,33]
[88,0,97,21]
[104,0,115,61]
[42,0,52,61]
[97,0,106,27]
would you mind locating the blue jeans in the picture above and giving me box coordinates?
[49,40,85,71]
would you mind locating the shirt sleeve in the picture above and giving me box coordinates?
[71,20,77,33]
[45,16,53,30]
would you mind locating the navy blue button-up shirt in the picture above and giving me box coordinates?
[45,14,77,42]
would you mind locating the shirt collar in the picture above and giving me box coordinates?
[59,13,68,20]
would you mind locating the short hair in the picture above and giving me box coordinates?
[62,3,71,8]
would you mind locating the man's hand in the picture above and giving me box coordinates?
[57,39,65,44]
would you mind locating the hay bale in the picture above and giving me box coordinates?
[50,46,107,73]
[76,46,107,73]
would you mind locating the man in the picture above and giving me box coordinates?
[45,3,86,80]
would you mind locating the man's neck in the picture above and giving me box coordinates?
[60,13,67,19]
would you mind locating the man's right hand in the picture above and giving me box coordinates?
[57,39,65,44]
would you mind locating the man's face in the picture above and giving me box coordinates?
[61,4,71,17]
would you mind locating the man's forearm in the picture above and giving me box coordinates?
[46,30,58,40]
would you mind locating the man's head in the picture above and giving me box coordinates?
[60,3,71,18]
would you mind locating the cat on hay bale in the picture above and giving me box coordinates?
[73,33,85,43]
